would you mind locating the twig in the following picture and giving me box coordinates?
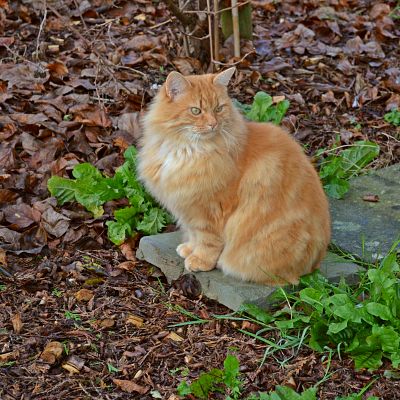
[34,0,47,61]
[206,0,214,70]
[149,18,173,30]
[232,0,240,58]
[73,0,88,30]
[164,0,197,28]
[46,4,147,96]
[183,1,251,15]
[0,265,13,278]
[213,0,220,63]
[212,49,256,67]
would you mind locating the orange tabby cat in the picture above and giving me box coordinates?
[138,67,330,286]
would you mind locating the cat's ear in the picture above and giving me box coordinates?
[165,71,190,99]
[213,67,236,86]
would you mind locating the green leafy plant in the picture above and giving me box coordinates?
[384,109,400,126]
[236,242,400,371]
[389,1,400,20]
[247,386,317,400]
[245,92,290,124]
[177,354,242,399]
[48,146,172,245]
[176,353,380,399]
[0,284,6,291]
[107,363,120,373]
[64,311,81,322]
[234,92,290,125]
[52,288,63,298]
[316,141,380,199]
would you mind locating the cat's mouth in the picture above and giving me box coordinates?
[190,130,217,140]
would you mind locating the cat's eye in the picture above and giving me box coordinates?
[215,105,224,113]
[191,107,201,115]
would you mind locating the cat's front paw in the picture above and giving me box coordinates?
[176,242,193,258]
[185,254,216,272]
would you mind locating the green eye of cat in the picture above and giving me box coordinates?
[191,107,201,115]
[215,105,224,113]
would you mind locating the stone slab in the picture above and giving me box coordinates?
[137,231,363,311]
[330,163,400,260]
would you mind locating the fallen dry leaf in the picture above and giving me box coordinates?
[11,313,23,334]
[112,378,149,394]
[62,355,85,374]
[117,261,137,271]
[362,194,380,203]
[0,249,7,266]
[75,288,94,302]
[0,352,16,362]
[99,318,115,328]
[166,332,184,342]
[40,341,63,364]
[4,204,41,229]
[126,314,144,328]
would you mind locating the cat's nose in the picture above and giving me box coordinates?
[207,118,218,130]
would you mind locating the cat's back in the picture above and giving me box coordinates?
[243,121,309,165]
[239,121,328,212]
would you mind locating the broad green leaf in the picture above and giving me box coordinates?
[240,303,273,324]
[367,325,399,353]
[190,369,224,399]
[74,190,104,218]
[106,207,138,245]
[365,302,392,321]
[299,288,324,312]
[123,145,138,167]
[339,141,380,177]
[318,140,379,199]
[47,176,76,204]
[353,350,383,370]
[72,163,104,181]
[384,109,400,126]
[309,321,329,351]
[223,354,240,388]
[246,92,273,122]
[323,178,350,199]
[390,352,400,368]
[137,207,167,235]
[275,315,310,330]
[327,320,348,335]
[274,385,317,400]
[380,253,400,274]
[176,380,192,396]
[329,294,361,323]
[273,100,290,124]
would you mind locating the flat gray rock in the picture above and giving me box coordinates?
[330,163,400,260]
[137,232,362,311]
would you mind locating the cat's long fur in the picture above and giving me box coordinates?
[138,68,331,286]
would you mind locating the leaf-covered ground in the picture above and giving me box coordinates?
[1,0,400,398]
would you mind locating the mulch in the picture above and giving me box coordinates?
[1,0,400,398]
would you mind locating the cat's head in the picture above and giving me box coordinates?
[149,68,239,141]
